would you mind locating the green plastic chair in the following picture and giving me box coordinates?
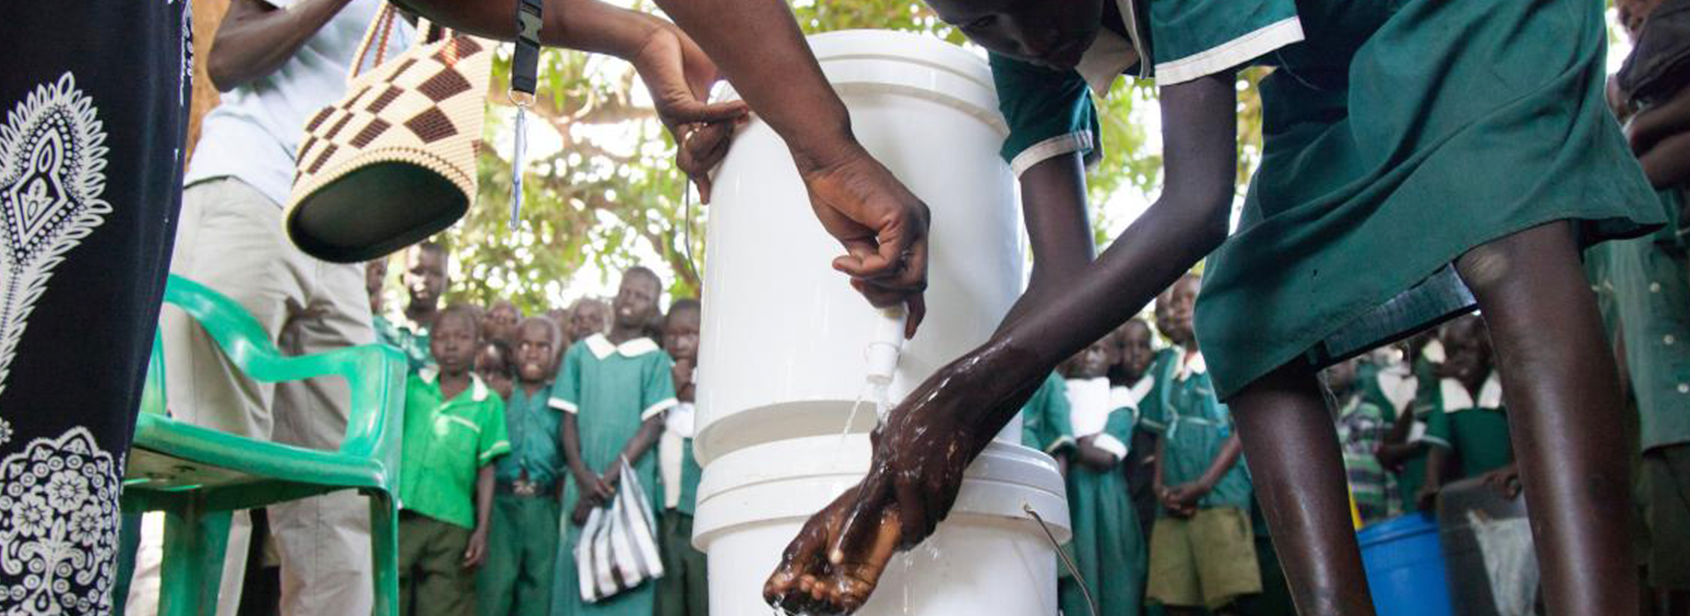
[120,275,407,616]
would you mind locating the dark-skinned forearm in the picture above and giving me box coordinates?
[961,77,1238,442]
[474,464,495,532]
[208,0,356,91]
[612,416,665,472]
[560,414,593,480]
[1638,131,1690,189]
[997,152,1096,335]
[649,0,857,170]
[396,0,663,60]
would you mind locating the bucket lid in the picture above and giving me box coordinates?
[717,29,1006,134]
[693,437,1070,549]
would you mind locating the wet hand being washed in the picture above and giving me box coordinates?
[764,352,1025,614]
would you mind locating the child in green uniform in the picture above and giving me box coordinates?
[1021,372,1075,463]
[1111,319,1161,547]
[1373,335,1445,511]
[1325,358,1398,526]
[479,318,565,616]
[1603,0,1690,605]
[1142,276,1258,615]
[398,306,511,616]
[1062,336,1147,616]
[1418,315,1514,510]
[550,267,678,616]
[657,299,709,616]
[378,242,450,374]
[762,0,1666,608]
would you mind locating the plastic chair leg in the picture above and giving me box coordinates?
[367,490,400,616]
[157,497,232,616]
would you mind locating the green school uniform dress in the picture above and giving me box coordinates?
[1062,377,1148,616]
[1426,374,1512,479]
[375,314,434,374]
[1141,352,1252,512]
[548,334,678,616]
[1185,0,1665,397]
[480,381,565,616]
[991,0,1665,400]
[1585,187,1690,589]
[1020,373,1075,455]
[399,370,511,616]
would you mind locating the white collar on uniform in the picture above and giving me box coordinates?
[1439,373,1502,413]
[419,368,490,402]
[1110,373,1156,410]
[1375,363,1417,414]
[1177,351,1207,382]
[583,333,661,360]
[1076,0,1150,97]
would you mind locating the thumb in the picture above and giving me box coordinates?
[663,98,749,124]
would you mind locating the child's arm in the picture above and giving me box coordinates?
[1167,433,1244,510]
[561,414,611,507]
[463,465,495,568]
[997,155,1096,333]
[1073,437,1119,472]
[1636,131,1690,190]
[602,416,666,489]
[1416,446,1448,511]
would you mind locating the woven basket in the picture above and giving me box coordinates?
[285,4,492,263]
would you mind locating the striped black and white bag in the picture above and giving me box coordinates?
[577,457,665,602]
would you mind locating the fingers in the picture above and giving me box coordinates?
[767,490,856,615]
[832,516,901,614]
[664,97,751,125]
[903,293,925,339]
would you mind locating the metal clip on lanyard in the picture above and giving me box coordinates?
[508,0,543,231]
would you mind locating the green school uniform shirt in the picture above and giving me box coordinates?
[401,370,512,529]
[374,315,433,374]
[1586,188,1690,453]
[495,381,564,489]
[1426,374,1512,479]
[676,436,703,516]
[1140,351,1253,512]
[1136,348,1180,434]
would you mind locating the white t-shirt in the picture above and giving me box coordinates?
[186,0,412,206]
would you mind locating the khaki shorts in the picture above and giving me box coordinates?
[1147,507,1263,609]
[1643,444,1690,590]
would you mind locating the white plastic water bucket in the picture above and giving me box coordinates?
[693,436,1071,616]
[694,29,1025,464]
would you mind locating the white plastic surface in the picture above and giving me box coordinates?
[695,30,1026,464]
[693,437,1070,616]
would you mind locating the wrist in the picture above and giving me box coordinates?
[789,121,865,176]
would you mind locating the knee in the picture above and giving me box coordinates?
[1455,241,1516,294]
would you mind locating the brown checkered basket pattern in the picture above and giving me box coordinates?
[285,5,492,263]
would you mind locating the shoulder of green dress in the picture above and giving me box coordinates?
[1143,0,1303,85]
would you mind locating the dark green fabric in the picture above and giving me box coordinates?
[496,382,564,489]
[1060,406,1147,616]
[1021,372,1075,454]
[1585,189,1690,452]
[399,513,475,616]
[1425,378,1512,478]
[1642,444,1690,589]
[1142,0,1297,78]
[988,53,1101,172]
[676,437,703,517]
[1194,0,1664,398]
[657,513,709,616]
[479,495,561,616]
[375,315,434,374]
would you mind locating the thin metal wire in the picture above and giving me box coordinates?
[1025,502,1098,616]
[683,172,699,278]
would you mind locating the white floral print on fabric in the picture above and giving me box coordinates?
[0,417,11,447]
[0,427,122,615]
[0,72,111,398]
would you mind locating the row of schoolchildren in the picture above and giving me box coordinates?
[1024,273,1517,616]
[369,245,710,616]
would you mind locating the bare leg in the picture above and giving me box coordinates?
[1455,221,1637,615]
[1230,363,1378,616]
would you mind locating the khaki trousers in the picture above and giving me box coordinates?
[129,177,377,616]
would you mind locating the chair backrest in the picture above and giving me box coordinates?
[148,275,407,479]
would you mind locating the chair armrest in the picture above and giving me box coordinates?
[161,275,407,475]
